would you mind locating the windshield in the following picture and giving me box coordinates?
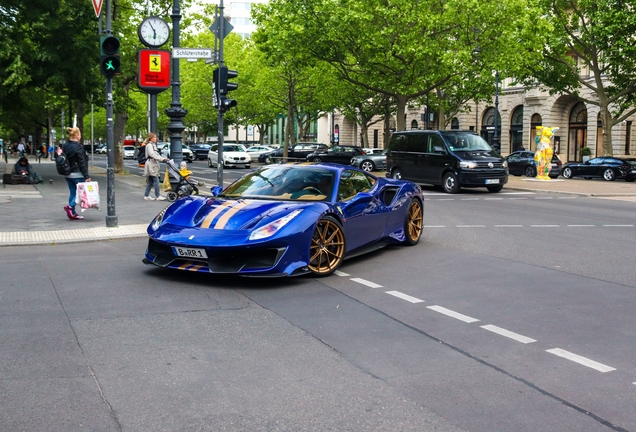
[222,166,335,201]
[224,145,246,152]
[444,133,493,152]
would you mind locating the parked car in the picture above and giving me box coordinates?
[505,151,562,178]
[95,144,107,154]
[207,143,251,168]
[189,142,211,160]
[245,145,276,162]
[306,145,366,165]
[362,148,384,155]
[160,143,194,163]
[259,143,329,164]
[123,145,136,159]
[351,150,387,172]
[386,130,508,193]
[143,163,424,277]
[561,157,636,181]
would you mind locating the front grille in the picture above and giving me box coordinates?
[147,239,285,273]
[475,161,504,168]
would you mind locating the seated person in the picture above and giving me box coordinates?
[179,161,203,194]
[13,156,39,184]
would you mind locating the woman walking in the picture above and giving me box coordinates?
[143,132,167,200]
[62,127,91,220]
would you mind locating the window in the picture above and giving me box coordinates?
[338,170,373,201]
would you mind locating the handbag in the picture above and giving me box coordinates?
[75,181,101,212]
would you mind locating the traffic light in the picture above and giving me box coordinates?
[214,66,238,112]
[100,35,121,77]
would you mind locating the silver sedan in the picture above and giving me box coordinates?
[350,150,387,172]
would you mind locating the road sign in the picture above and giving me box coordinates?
[172,48,213,59]
[137,49,171,95]
[91,0,103,17]
[209,18,234,39]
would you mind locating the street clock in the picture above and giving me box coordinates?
[138,16,170,48]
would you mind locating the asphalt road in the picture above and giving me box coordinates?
[1,165,635,431]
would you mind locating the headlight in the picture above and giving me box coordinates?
[249,209,302,240]
[502,160,508,168]
[151,208,168,230]
[459,161,478,169]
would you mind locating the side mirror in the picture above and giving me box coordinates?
[210,185,223,196]
[433,146,446,154]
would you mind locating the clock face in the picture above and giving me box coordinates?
[139,17,170,48]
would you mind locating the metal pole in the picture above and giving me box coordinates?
[91,98,94,166]
[216,2,225,187]
[150,94,157,133]
[165,0,187,169]
[494,71,500,151]
[426,92,430,130]
[104,0,117,227]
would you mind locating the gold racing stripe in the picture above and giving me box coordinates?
[200,201,235,228]
[214,201,249,229]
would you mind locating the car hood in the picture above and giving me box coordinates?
[156,196,325,232]
[453,150,503,161]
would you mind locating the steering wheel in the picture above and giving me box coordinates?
[303,186,323,195]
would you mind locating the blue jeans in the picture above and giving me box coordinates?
[65,177,84,211]
[144,175,160,197]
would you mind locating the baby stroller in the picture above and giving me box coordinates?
[165,159,198,202]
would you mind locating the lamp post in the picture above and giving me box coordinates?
[165,0,187,167]
[493,71,500,151]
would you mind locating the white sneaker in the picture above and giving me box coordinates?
[156,196,166,201]
[144,196,155,201]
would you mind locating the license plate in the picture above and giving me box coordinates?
[172,246,208,259]
[485,179,500,185]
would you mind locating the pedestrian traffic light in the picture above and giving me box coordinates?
[220,97,238,113]
[100,35,121,77]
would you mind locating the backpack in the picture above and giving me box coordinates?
[137,145,147,165]
[55,150,72,175]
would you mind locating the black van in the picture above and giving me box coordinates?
[385,130,508,193]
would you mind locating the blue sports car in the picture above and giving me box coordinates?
[143,163,424,277]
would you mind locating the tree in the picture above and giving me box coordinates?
[252,0,546,132]
[520,0,636,156]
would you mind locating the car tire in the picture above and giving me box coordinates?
[487,185,504,193]
[403,198,423,246]
[313,157,322,163]
[360,160,375,172]
[525,165,537,177]
[392,168,403,180]
[245,165,251,169]
[442,172,460,194]
[562,167,573,179]
[207,158,213,168]
[308,216,345,277]
[603,168,616,181]
[264,156,272,164]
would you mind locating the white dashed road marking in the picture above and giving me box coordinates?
[603,224,634,227]
[427,305,480,323]
[457,225,486,228]
[350,278,383,289]
[480,324,537,344]
[494,225,523,228]
[530,225,560,228]
[546,348,616,372]
[385,291,424,304]
[334,270,350,277]
[567,224,595,227]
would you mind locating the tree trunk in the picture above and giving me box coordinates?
[360,125,369,147]
[48,110,55,148]
[395,95,408,131]
[383,103,392,147]
[114,112,128,173]
[76,101,84,140]
[600,106,614,156]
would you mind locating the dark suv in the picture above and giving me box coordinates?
[386,130,508,193]
[260,143,329,163]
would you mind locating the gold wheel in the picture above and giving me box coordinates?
[308,216,345,276]
[404,199,423,245]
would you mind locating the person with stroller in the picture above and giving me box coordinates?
[143,132,168,201]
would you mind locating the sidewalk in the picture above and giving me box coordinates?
[1,155,635,246]
[0,156,179,246]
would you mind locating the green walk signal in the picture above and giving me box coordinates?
[100,35,121,77]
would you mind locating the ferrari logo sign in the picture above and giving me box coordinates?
[91,0,103,17]
[137,49,171,95]
[149,54,162,72]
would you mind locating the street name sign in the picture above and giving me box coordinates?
[137,49,171,95]
[172,48,213,59]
